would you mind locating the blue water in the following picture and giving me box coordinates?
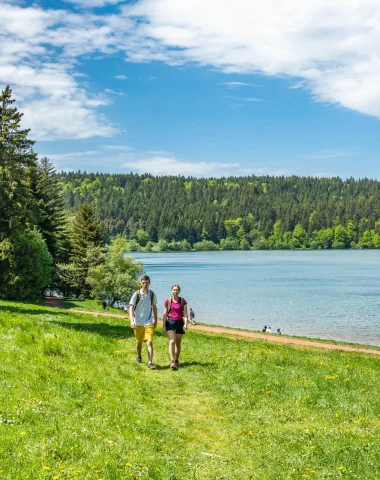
[130,251,380,346]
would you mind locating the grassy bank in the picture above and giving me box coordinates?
[0,300,379,479]
[62,298,122,314]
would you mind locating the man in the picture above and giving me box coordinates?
[189,307,196,325]
[129,275,158,370]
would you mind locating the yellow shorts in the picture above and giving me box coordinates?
[134,325,155,343]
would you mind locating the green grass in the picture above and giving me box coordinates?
[0,300,379,479]
[63,298,123,314]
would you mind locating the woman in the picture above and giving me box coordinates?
[162,284,188,369]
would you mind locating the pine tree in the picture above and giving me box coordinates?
[57,204,105,297]
[32,157,66,262]
[0,86,53,299]
[0,85,38,239]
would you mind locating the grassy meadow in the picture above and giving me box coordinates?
[0,300,379,479]
[62,299,122,314]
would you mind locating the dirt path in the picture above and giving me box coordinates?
[45,300,380,356]
[44,296,64,308]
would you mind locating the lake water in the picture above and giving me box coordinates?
[130,251,380,347]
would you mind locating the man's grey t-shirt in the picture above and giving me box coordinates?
[129,289,157,326]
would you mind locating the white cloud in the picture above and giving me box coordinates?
[114,74,128,80]
[147,150,171,155]
[105,88,125,95]
[102,145,135,151]
[122,156,240,176]
[221,81,252,89]
[121,0,380,118]
[0,3,118,140]
[304,150,355,160]
[242,97,261,103]
[63,0,124,8]
[3,0,380,145]
[41,150,100,161]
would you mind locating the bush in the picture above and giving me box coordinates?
[0,230,53,300]
[193,240,218,251]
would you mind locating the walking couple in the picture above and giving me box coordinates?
[128,275,188,370]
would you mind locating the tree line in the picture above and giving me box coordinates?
[59,172,380,252]
[0,86,141,301]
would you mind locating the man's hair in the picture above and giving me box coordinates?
[141,275,150,282]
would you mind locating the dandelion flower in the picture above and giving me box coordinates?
[42,466,50,471]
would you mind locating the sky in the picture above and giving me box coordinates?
[1,0,380,178]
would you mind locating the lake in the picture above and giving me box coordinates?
[130,250,380,347]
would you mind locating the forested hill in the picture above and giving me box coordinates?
[59,173,380,249]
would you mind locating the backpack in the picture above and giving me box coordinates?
[134,290,155,309]
[167,296,185,314]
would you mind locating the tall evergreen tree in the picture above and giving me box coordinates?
[0,85,38,239]
[31,157,66,262]
[57,204,105,297]
[0,86,53,299]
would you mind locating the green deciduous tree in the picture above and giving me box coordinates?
[0,230,52,300]
[87,235,143,305]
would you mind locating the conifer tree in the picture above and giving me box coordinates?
[32,157,66,262]
[0,85,38,239]
[0,86,53,298]
[57,204,105,297]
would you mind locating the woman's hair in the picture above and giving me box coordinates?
[171,284,181,292]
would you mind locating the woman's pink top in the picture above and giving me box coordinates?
[164,297,187,320]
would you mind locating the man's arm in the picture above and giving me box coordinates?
[162,305,168,332]
[129,304,135,328]
[152,304,158,328]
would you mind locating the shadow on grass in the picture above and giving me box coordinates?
[62,301,79,310]
[0,305,70,317]
[150,361,215,370]
[50,320,134,339]
[178,361,215,369]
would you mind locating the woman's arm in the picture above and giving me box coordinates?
[183,304,188,330]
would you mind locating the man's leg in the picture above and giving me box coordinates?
[146,340,153,364]
[136,342,142,361]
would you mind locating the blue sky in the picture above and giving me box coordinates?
[2,0,380,178]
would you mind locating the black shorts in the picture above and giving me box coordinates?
[166,318,185,334]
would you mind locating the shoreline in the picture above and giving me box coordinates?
[43,299,380,355]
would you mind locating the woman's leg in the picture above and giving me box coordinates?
[167,329,176,362]
[175,334,183,362]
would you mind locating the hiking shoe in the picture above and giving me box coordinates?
[136,356,142,363]
[148,363,156,370]
[170,360,177,370]
[175,360,180,368]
